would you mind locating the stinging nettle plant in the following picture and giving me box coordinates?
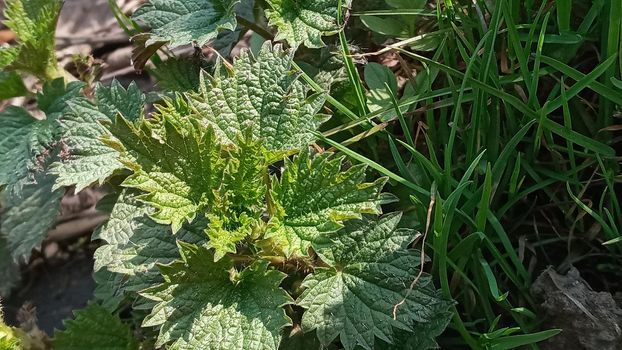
[0,0,453,349]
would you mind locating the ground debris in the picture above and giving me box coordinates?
[532,267,622,350]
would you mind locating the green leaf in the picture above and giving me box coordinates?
[189,42,328,156]
[132,0,239,48]
[92,268,126,312]
[149,56,206,92]
[51,99,122,192]
[50,80,142,192]
[53,304,138,350]
[264,0,347,48]
[95,80,145,121]
[142,243,292,350]
[362,307,452,350]
[104,104,228,233]
[93,190,205,302]
[0,71,28,100]
[1,170,63,260]
[2,0,63,79]
[0,106,59,194]
[0,79,80,260]
[364,62,401,120]
[36,79,85,118]
[265,150,387,257]
[297,214,452,350]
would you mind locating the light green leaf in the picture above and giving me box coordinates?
[265,150,387,257]
[265,0,348,48]
[205,212,257,261]
[0,307,21,350]
[132,0,239,48]
[0,47,19,69]
[189,42,328,156]
[2,0,63,79]
[93,190,205,303]
[53,304,138,350]
[0,71,28,100]
[142,243,292,350]
[1,170,63,260]
[205,133,268,260]
[297,214,452,350]
[104,105,228,233]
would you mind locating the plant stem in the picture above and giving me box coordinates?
[236,16,273,41]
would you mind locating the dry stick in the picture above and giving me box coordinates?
[47,211,109,241]
[392,187,436,320]
[354,33,434,59]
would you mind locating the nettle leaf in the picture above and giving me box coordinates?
[132,0,239,48]
[51,98,124,192]
[37,79,85,118]
[104,103,228,233]
[0,106,49,193]
[368,305,453,350]
[149,56,206,93]
[265,0,348,48]
[206,134,268,260]
[0,77,76,192]
[93,268,127,312]
[53,304,138,350]
[142,243,292,350]
[93,190,205,305]
[189,42,328,156]
[265,150,387,257]
[1,170,63,260]
[297,213,452,350]
[2,0,63,79]
[96,80,145,122]
[0,79,86,262]
[51,81,143,192]
[0,71,28,100]
[0,47,19,69]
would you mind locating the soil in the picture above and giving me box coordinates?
[532,267,622,350]
[3,247,96,335]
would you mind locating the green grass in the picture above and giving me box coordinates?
[322,0,622,348]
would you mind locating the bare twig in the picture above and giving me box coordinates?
[47,211,109,241]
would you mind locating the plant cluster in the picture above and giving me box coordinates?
[2,0,621,349]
